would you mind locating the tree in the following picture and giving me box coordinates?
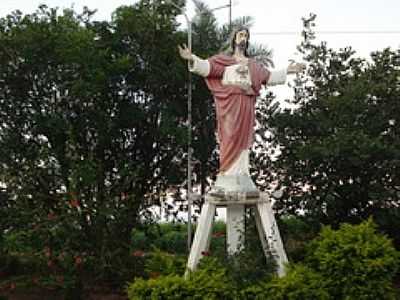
[0,1,188,281]
[184,0,220,200]
[263,14,400,227]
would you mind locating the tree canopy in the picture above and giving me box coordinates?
[263,14,400,227]
[0,1,191,267]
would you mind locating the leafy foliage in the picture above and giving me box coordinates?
[245,219,399,300]
[221,212,276,289]
[262,14,400,226]
[305,218,399,299]
[264,264,330,300]
[127,219,400,300]
[278,215,320,262]
[127,257,234,300]
[0,0,188,287]
[131,222,188,254]
[143,248,186,278]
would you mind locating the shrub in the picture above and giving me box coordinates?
[373,207,400,250]
[263,264,330,300]
[240,218,400,300]
[221,228,276,289]
[305,218,399,300]
[131,222,227,255]
[279,216,319,262]
[187,257,236,299]
[144,248,186,277]
[127,257,235,300]
[127,275,191,300]
[131,223,188,254]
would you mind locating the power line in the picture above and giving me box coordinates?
[252,30,400,36]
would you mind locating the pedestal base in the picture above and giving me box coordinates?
[210,174,260,198]
[186,193,288,277]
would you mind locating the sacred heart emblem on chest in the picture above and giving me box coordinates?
[235,64,249,79]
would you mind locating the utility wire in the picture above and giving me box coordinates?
[252,30,400,36]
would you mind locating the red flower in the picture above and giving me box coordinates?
[70,199,80,208]
[131,250,145,257]
[9,282,16,290]
[212,231,225,238]
[74,256,83,266]
[44,247,52,258]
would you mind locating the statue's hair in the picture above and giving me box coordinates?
[226,26,250,57]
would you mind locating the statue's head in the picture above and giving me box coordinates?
[228,26,250,56]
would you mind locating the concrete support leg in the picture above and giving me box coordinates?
[227,204,245,255]
[186,202,216,272]
[255,195,288,277]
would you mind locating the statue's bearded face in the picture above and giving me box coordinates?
[234,29,249,51]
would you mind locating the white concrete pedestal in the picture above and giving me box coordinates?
[186,193,288,277]
[227,204,245,254]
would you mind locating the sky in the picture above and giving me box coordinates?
[1,0,399,99]
[1,0,399,67]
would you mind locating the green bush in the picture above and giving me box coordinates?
[208,221,226,256]
[305,218,399,300]
[127,275,191,300]
[127,257,234,300]
[220,219,276,289]
[373,207,400,249]
[263,264,330,300]
[279,216,319,262]
[187,257,236,299]
[144,248,186,277]
[246,219,399,300]
[131,222,227,255]
[129,219,400,299]
[131,223,188,254]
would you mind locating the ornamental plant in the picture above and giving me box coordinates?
[305,218,399,299]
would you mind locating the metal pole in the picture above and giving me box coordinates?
[229,0,232,29]
[166,0,193,253]
[187,19,193,253]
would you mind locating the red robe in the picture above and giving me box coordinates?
[205,54,270,172]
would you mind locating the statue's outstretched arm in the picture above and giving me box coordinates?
[267,61,306,86]
[178,44,210,77]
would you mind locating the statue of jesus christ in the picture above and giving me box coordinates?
[179,26,304,196]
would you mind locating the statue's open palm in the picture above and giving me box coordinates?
[178,44,192,60]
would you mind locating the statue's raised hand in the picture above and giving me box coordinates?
[178,44,192,61]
